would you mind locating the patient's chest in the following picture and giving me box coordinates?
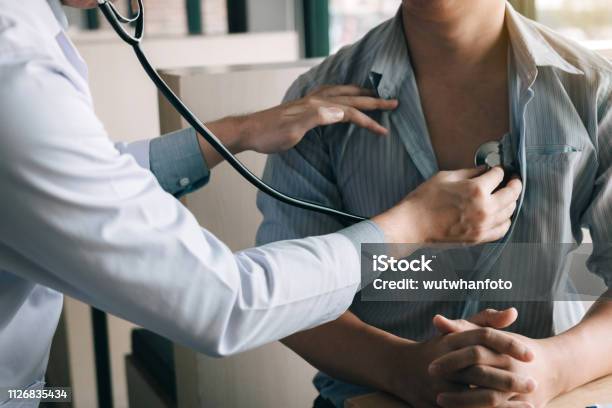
[417,75,510,171]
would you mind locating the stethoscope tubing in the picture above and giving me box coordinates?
[97,0,366,224]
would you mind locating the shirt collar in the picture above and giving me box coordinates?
[369,8,412,99]
[504,2,583,85]
[47,0,69,32]
[369,3,583,97]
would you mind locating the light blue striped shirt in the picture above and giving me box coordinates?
[257,3,612,406]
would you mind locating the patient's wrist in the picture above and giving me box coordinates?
[382,339,420,397]
[545,331,587,396]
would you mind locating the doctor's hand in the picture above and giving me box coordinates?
[376,167,522,245]
[201,85,398,167]
[384,308,534,408]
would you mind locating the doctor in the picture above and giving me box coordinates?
[0,0,522,399]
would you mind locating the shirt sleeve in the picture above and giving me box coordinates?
[0,57,373,357]
[581,77,612,287]
[256,76,386,288]
[114,127,210,198]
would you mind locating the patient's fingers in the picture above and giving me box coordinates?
[437,389,534,408]
[433,308,518,335]
[429,345,512,375]
[444,328,534,362]
[328,96,398,111]
[447,365,537,394]
[467,308,518,330]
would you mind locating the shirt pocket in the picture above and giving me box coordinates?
[520,144,584,238]
[525,143,583,185]
[526,144,582,156]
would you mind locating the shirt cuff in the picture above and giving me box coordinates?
[337,220,386,289]
[149,128,211,198]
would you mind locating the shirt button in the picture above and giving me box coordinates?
[179,177,190,187]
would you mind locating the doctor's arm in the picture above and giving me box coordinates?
[0,60,414,357]
[116,84,398,198]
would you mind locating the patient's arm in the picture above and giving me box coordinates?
[283,311,405,393]
[429,293,612,408]
[283,309,534,407]
[549,291,612,393]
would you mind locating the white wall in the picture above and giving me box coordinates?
[61,32,300,408]
[74,30,300,140]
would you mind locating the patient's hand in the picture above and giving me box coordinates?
[431,314,564,408]
[386,309,534,408]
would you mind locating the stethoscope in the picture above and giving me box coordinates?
[97,0,509,224]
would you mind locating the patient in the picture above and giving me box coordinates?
[257,0,612,407]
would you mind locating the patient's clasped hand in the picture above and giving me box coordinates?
[388,308,561,408]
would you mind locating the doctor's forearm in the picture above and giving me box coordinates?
[548,290,612,394]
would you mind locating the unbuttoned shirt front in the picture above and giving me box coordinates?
[0,1,385,401]
[257,4,612,406]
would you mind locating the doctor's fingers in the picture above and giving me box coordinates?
[471,167,506,194]
[441,166,489,182]
[490,178,523,209]
[468,219,512,244]
[324,105,390,135]
[311,84,376,97]
[478,201,517,231]
[325,95,399,111]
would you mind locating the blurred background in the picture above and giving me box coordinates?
[53,1,611,408]
[64,0,612,53]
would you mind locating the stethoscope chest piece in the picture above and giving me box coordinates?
[474,141,502,169]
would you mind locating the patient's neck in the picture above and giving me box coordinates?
[402,0,508,80]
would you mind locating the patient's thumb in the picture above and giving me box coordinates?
[469,307,518,329]
[433,314,476,334]
[433,308,518,335]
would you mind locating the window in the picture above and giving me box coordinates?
[536,0,612,44]
[327,0,611,56]
[329,0,399,53]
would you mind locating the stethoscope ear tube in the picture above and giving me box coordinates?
[98,0,143,45]
[98,1,367,224]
